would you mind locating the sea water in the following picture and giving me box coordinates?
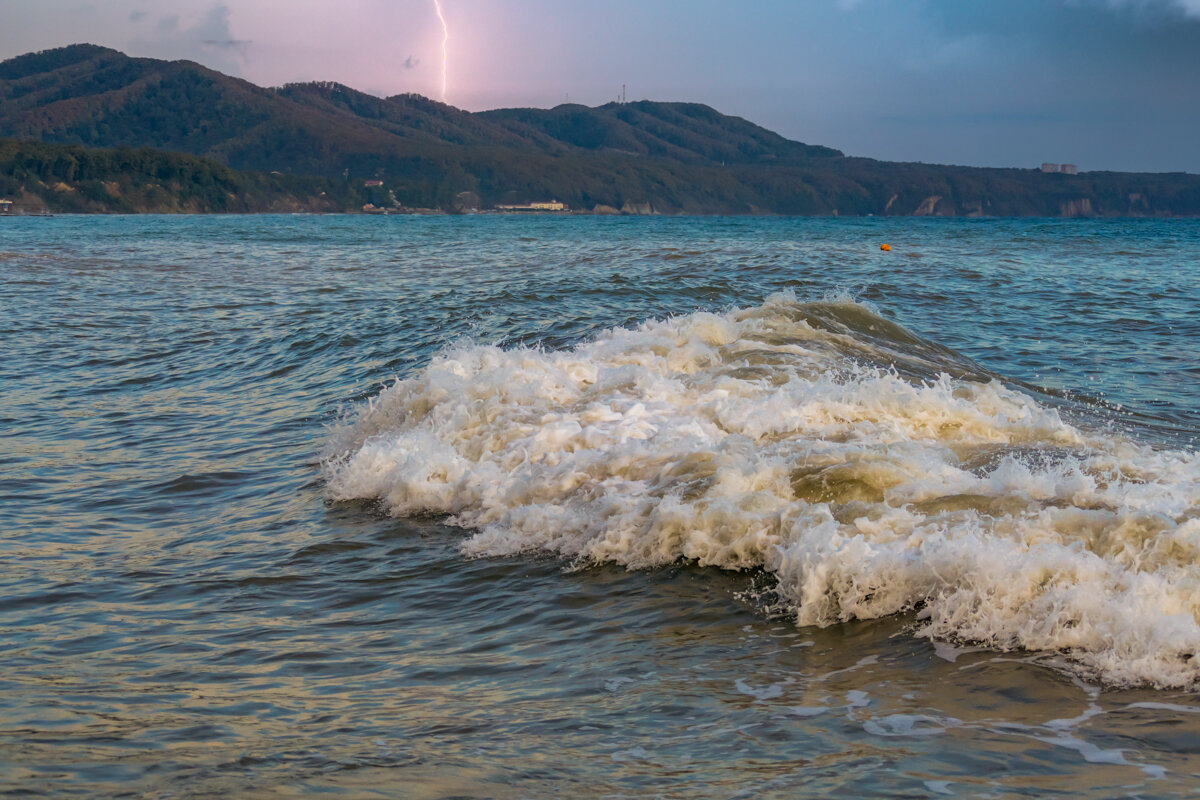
[1,214,1199,797]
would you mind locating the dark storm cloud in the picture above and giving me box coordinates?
[404,56,419,69]
[790,0,1200,171]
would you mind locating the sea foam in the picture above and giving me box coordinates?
[323,295,1200,687]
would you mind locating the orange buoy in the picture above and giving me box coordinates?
[880,243,892,251]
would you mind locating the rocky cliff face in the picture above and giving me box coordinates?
[620,201,657,215]
[1059,198,1096,218]
[912,195,958,216]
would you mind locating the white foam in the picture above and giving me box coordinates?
[611,746,652,762]
[862,713,961,737]
[932,641,985,663]
[1034,732,1129,767]
[1127,701,1200,714]
[734,678,785,701]
[324,295,1200,688]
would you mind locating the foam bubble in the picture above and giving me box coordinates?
[323,295,1200,688]
[863,713,961,737]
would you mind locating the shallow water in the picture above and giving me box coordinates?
[2,215,1199,797]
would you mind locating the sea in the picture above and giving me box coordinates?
[2,214,1199,798]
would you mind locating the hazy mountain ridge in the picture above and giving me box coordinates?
[2,44,1198,216]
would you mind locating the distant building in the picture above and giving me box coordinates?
[363,180,384,187]
[0,198,12,213]
[497,200,568,212]
[1060,164,1078,175]
[1041,163,1060,173]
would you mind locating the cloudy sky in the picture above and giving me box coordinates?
[2,0,1199,172]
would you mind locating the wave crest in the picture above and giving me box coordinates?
[323,295,1200,687]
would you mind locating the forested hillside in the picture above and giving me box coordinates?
[2,44,1199,216]
[0,139,362,213]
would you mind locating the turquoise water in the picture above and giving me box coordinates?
[2,215,1199,797]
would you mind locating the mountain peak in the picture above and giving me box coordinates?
[0,43,121,80]
[12,44,1186,216]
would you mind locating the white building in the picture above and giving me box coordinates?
[497,200,568,212]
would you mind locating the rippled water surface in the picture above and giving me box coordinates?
[2,215,1199,798]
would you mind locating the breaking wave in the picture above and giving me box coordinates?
[323,294,1200,688]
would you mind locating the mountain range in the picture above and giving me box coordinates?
[2,43,1199,216]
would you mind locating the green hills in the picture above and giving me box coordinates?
[0,138,361,213]
[2,43,1199,216]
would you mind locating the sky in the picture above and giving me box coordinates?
[2,0,1199,173]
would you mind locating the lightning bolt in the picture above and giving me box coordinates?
[432,0,448,103]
